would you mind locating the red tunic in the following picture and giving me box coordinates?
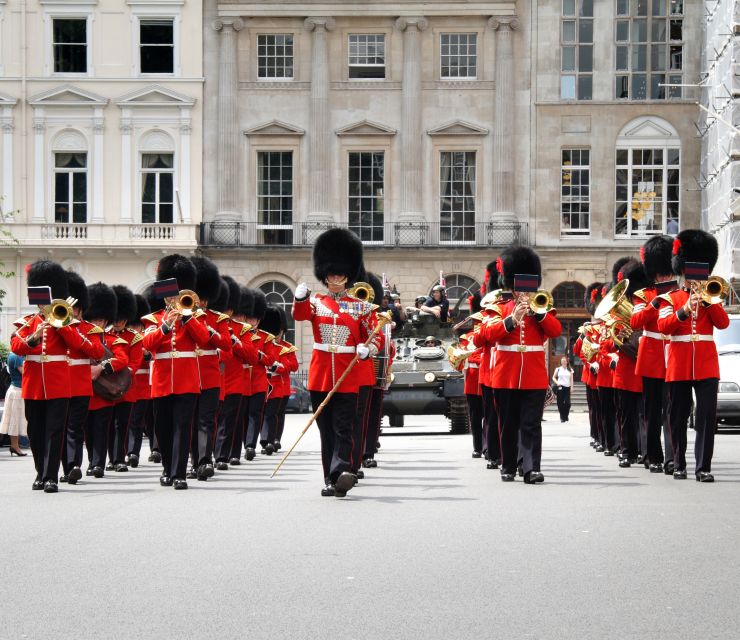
[293,292,380,394]
[657,290,729,382]
[573,336,590,385]
[11,314,88,400]
[613,349,642,393]
[270,341,299,398]
[67,320,106,397]
[222,320,260,397]
[196,308,232,391]
[132,358,151,401]
[142,310,212,397]
[596,336,617,388]
[247,329,280,395]
[89,333,130,411]
[630,288,669,379]
[114,328,145,404]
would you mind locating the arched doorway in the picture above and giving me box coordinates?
[431,274,481,322]
[551,282,589,380]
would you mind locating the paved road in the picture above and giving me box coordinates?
[2,411,740,640]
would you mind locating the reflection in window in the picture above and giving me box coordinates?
[141,153,174,223]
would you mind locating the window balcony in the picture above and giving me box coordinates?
[8,223,199,248]
[199,220,528,248]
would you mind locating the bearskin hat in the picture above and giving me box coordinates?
[237,286,254,318]
[312,228,364,285]
[621,261,650,298]
[481,260,499,296]
[66,270,89,313]
[611,256,636,287]
[86,283,117,324]
[251,289,267,320]
[260,305,283,336]
[222,276,241,313]
[191,256,221,302]
[499,246,541,290]
[366,272,384,305]
[134,294,150,322]
[212,278,230,313]
[584,282,603,317]
[671,229,719,275]
[144,284,166,313]
[27,260,69,300]
[156,254,196,291]
[112,285,137,323]
[641,235,673,282]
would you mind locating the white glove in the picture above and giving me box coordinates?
[295,282,309,300]
[356,343,370,360]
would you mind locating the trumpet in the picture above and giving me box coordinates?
[170,289,200,315]
[694,276,729,305]
[41,298,77,328]
[347,282,375,304]
[447,342,474,369]
[519,290,553,314]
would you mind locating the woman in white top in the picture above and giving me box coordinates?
[552,356,574,423]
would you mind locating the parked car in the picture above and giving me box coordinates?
[286,374,311,413]
[715,314,740,428]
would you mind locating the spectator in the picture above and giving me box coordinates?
[421,285,450,322]
[551,356,574,423]
[380,292,406,329]
[1,350,28,456]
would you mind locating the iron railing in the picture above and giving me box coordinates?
[200,220,528,248]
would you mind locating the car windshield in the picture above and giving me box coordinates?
[716,317,740,353]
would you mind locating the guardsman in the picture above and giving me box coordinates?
[273,308,298,451]
[472,246,561,484]
[11,260,87,493]
[108,285,143,473]
[126,294,153,468]
[188,256,232,481]
[575,283,604,450]
[142,255,211,490]
[631,235,676,473]
[60,270,105,485]
[657,230,729,482]
[83,283,130,478]
[293,228,381,497]
[457,294,484,458]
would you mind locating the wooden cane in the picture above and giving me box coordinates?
[271,312,391,478]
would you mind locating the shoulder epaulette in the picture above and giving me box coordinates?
[658,293,674,304]
[130,333,144,346]
[142,313,158,324]
[194,309,206,319]
[240,324,251,337]
[87,325,104,335]
[216,313,229,323]
[250,333,261,342]
[112,337,128,346]
[633,288,648,302]
[280,345,297,355]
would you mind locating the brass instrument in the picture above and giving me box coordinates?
[41,297,77,328]
[447,342,474,369]
[347,282,375,303]
[580,335,597,361]
[595,279,633,326]
[605,317,633,348]
[698,275,729,305]
[527,290,553,315]
[172,289,200,314]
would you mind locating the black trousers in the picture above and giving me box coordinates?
[466,394,484,453]
[214,394,243,462]
[351,385,372,471]
[63,395,90,474]
[617,389,641,460]
[275,396,289,443]
[153,394,197,480]
[642,377,671,465]
[586,386,599,442]
[127,399,150,457]
[667,378,718,474]
[245,391,267,449]
[311,391,356,483]
[494,388,546,477]
[25,398,69,483]
[110,402,133,465]
[364,388,384,459]
[556,386,571,422]
[190,387,220,467]
[598,387,617,452]
[85,406,114,470]
[481,385,501,463]
[260,396,281,446]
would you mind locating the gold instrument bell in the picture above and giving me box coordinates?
[42,298,77,328]
[348,282,375,304]
[174,289,200,314]
[529,290,553,314]
[699,275,729,305]
[447,342,474,369]
[595,280,634,347]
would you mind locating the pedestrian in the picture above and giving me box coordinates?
[1,350,27,456]
[552,356,573,422]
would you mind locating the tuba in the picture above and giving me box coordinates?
[595,279,633,326]
[347,282,375,303]
[42,298,77,328]
[529,290,553,315]
[447,342,474,369]
[698,276,729,305]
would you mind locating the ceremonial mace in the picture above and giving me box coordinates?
[271,311,392,477]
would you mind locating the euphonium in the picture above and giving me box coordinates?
[595,279,633,325]
[581,335,597,361]
[348,281,374,303]
[605,317,633,348]
[447,342,474,369]
[699,275,729,305]
[42,298,76,328]
[529,290,553,315]
[174,289,200,314]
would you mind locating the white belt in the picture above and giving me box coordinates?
[669,334,713,343]
[467,363,479,369]
[68,358,91,366]
[313,343,356,354]
[26,354,67,363]
[496,345,545,353]
[642,331,667,341]
[135,368,148,375]
[196,349,218,357]
[154,351,197,360]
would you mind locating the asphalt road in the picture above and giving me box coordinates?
[2,410,740,640]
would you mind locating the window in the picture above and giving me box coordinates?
[258,34,294,79]
[54,153,87,223]
[257,151,293,244]
[259,281,295,344]
[561,0,593,100]
[561,149,591,235]
[440,33,477,79]
[53,18,87,74]
[615,146,680,236]
[348,34,385,79]
[440,151,476,243]
[615,0,683,100]
[140,19,174,74]
[553,282,587,308]
[141,153,174,223]
[348,152,384,243]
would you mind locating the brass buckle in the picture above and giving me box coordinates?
[40,354,49,363]
[690,335,698,342]
[171,350,179,358]
[517,345,527,353]
[328,345,338,353]
[195,348,203,356]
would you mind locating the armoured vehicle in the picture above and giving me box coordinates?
[382,311,470,434]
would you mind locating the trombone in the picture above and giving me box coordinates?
[167,289,201,315]
[694,275,729,306]
[41,297,77,328]
[516,290,553,314]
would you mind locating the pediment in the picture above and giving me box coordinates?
[0,92,17,105]
[427,120,489,136]
[244,120,305,136]
[621,118,677,140]
[115,85,196,107]
[28,85,108,106]
[335,120,397,136]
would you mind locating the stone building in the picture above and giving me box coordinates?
[201,0,702,373]
[0,0,203,338]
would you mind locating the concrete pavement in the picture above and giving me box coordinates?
[2,410,740,640]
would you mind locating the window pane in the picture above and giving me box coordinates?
[651,73,666,99]
[632,74,647,98]
[159,204,173,224]
[562,46,576,71]
[632,19,647,42]
[53,19,86,44]
[616,75,629,98]
[55,172,69,203]
[142,203,156,224]
[141,21,173,45]
[632,45,647,71]
[651,19,667,41]
[580,0,594,17]
[563,0,576,16]
[53,19,87,73]
[578,19,593,43]
[561,75,576,99]
[669,46,682,69]
[651,45,666,70]
[578,46,592,71]
[669,20,682,40]
[72,172,86,201]
[577,75,592,99]
[617,0,630,15]
[72,202,87,224]
[616,20,629,42]
[562,20,576,42]
[159,173,173,203]
[141,46,174,74]
[616,46,629,70]
[652,0,666,15]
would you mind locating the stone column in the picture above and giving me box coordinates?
[489,15,519,217]
[395,17,427,222]
[213,18,244,220]
[304,17,335,223]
